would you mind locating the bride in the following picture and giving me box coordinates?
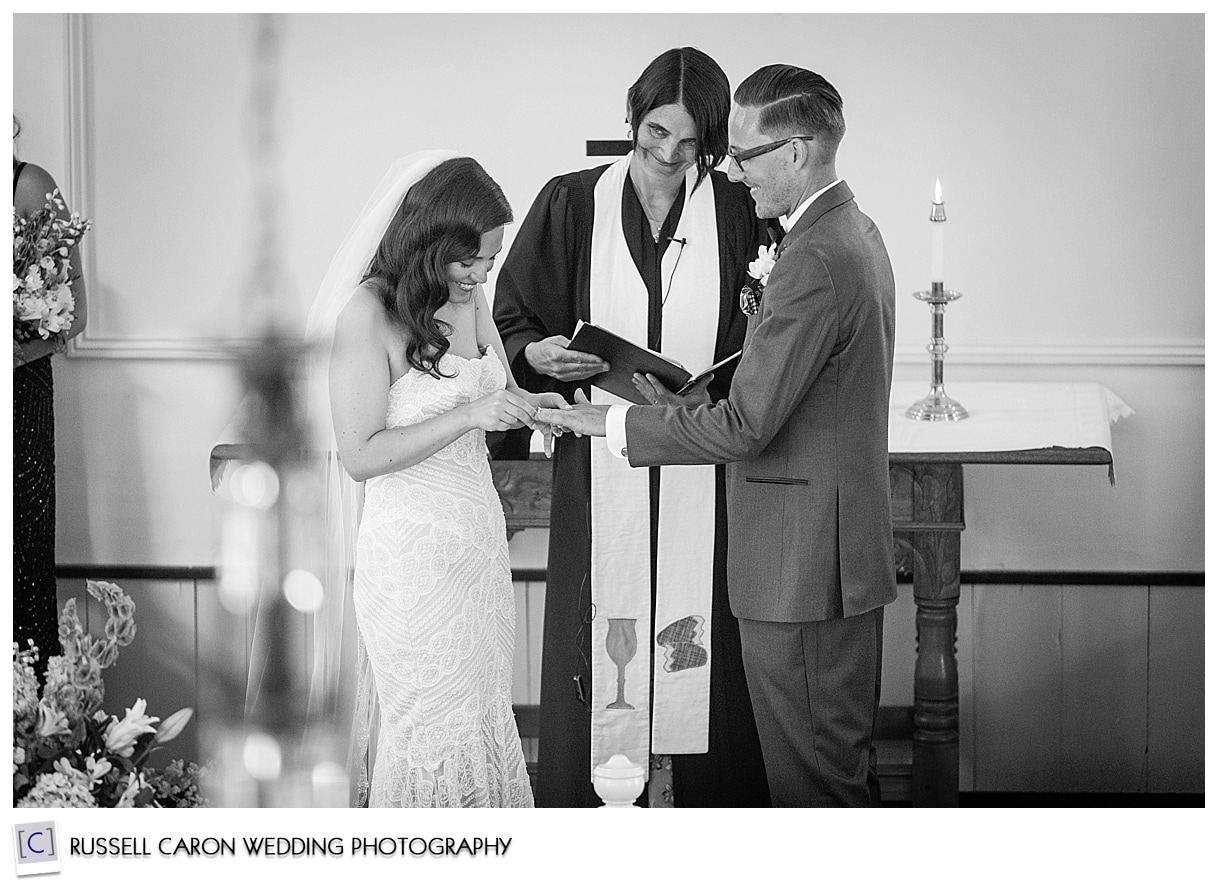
[307,151,563,807]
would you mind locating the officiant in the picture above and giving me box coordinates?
[493,46,772,807]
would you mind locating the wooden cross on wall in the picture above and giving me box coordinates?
[587,140,633,156]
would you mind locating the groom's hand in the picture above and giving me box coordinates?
[633,371,712,408]
[536,388,609,437]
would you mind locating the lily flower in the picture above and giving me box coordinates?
[114,771,145,808]
[85,755,113,782]
[36,702,71,739]
[103,699,159,758]
[153,708,194,745]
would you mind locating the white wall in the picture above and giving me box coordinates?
[13,12,1203,573]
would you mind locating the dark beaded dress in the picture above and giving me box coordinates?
[13,160,61,677]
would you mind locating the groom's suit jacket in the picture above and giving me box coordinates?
[625,180,897,623]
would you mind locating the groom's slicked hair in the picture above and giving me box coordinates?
[627,46,730,184]
[734,65,845,154]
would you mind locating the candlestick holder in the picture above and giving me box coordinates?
[905,281,968,421]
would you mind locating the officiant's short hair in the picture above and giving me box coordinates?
[735,65,846,153]
[627,46,730,183]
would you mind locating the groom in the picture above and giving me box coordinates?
[537,64,897,807]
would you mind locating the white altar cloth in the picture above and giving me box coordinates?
[888,381,1132,456]
[519,381,1133,467]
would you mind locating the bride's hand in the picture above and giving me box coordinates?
[515,391,568,426]
[516,390,571,457]
[464,389,537,432]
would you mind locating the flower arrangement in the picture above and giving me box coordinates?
[739,241,778,316]
[13,580,207,808]
[13,189,91,351]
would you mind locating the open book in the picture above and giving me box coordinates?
[567,320,741,405]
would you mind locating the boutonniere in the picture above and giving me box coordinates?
[739,242,778,316]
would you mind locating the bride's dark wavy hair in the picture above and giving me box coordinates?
[362,157,512,378]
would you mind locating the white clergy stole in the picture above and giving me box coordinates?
[587,153,719,779]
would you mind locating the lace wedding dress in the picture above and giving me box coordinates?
[353,348,534,807]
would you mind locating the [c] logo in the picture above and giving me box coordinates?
[12,821,61,877]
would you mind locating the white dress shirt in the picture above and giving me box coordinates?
[605,179,843,458]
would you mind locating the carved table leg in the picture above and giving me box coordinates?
[910,529,960,806]
[893,462,963,807]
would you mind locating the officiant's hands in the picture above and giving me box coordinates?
[525,335,610,382]
[633,372,712,408]
[536,388,610,437]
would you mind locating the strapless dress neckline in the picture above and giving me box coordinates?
[388,346,493,391]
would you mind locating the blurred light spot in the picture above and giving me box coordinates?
[230,461,280,509]
[243,732,282,781]
[311,761,348,807]
[283,569,324,613]
[219,510,260,614]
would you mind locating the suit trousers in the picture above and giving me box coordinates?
[738,606,885,807]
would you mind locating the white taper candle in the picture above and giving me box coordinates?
[930,178,945,284]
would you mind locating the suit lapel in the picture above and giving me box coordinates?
[783,180,855,248]
[743,185,854,328]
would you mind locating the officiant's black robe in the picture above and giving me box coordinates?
[493,163,772,807]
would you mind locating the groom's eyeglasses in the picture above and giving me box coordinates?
[728,136,816,171]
